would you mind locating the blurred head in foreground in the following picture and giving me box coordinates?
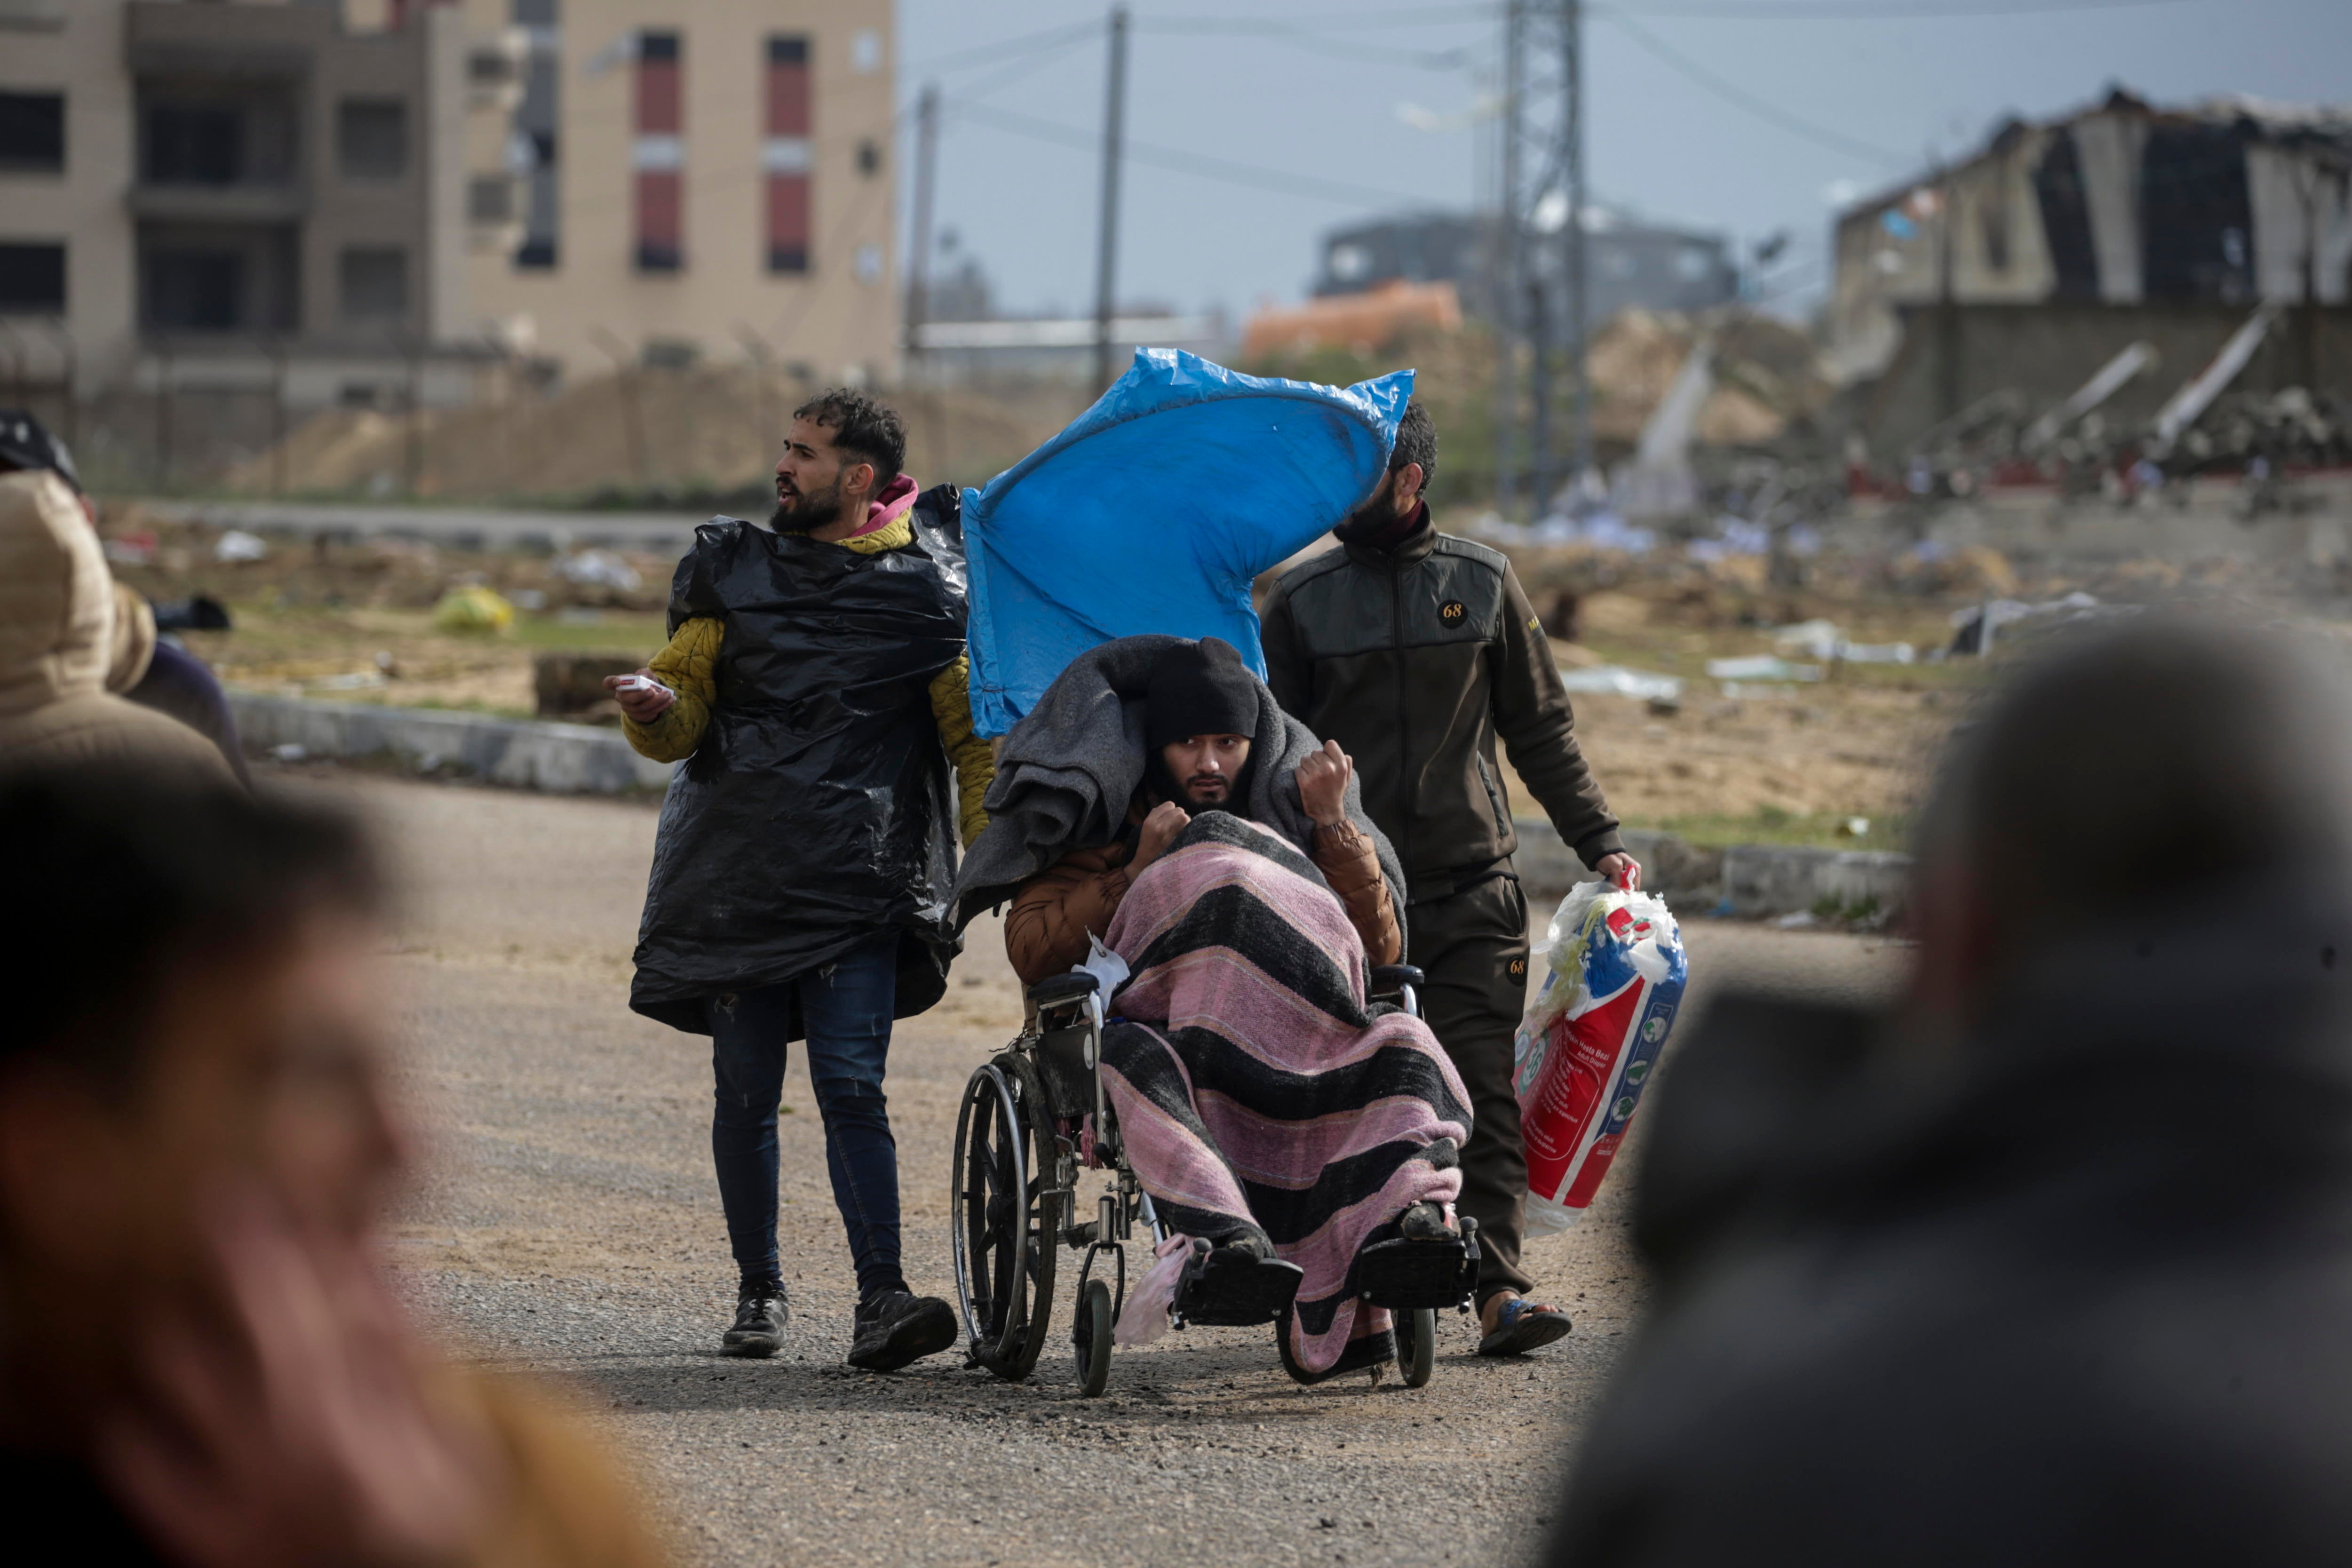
[1905,614,2352,1025]
[1549,617,2352,1568]
[0,766,661,1567]
[0,765,397,1297]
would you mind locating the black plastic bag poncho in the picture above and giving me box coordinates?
[629,486,969,1037]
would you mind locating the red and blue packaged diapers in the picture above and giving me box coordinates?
[1512,880,1688,1235]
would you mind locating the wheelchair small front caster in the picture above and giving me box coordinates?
[1397,1306,1436,1388]
[1075,1277,1113,1398]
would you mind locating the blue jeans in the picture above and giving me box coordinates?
[710,934,905,1303]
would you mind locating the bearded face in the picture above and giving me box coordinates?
[770,467,845,532]
[1336,467,1408,539]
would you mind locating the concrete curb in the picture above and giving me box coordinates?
[1512,816,1910,922]
[223,694,1906,918]
[228,692,673,795]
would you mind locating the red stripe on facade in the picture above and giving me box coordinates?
[636,60,681,136]
[767,175,810,253]
[767,61,809,137]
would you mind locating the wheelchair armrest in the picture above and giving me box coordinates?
[1028,971,1101,1010]
[1369,965,1426,995]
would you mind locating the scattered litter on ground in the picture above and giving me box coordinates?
[214,529,270,563]
[1947,591,2116,655]
[271,743,308,763]
[103,532,157,566]
[1706,655,1823,683]
[1838,817,1872,838]
[1772,910,1820,930]
[432,585,516,635]
[1559,664,1685,701]
[308,670,387,692]
[558,549,645,593]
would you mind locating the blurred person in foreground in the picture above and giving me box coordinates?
[604,389,993,1369]
[1549,617,2352,1566]
[0,764,660,1568]
[0,410,248,783]
[0,454,228,781]
[1262,399,1637,1355]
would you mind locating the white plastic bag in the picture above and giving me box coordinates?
[1512,879,1688,1236]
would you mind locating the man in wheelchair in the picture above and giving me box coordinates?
[959,637,1478,1382]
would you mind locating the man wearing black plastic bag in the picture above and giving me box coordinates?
[607,390,993,1370]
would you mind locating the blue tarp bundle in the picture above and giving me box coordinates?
[961,348,1414,737]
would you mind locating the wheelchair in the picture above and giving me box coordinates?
[949,962,1479,1396]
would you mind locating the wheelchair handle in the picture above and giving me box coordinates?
[1369,964,1426,994]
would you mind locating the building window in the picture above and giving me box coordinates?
[468,174,514,224]
[511,0,562,274]
[634,29,683,271]
[337,98,407,180]
[764,35,811,273]
[0,91,65,173]
[856,138,881,178]
[339,247,408,326]
[0,242,66,312]
[146,105,243,184]
[146,249,243,330]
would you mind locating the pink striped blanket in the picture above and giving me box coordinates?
[1100,812,1471,1378]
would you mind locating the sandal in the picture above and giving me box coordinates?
[1476,1295,1572,1357]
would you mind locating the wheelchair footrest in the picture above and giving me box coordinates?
[1356,1235,1477,1311]
[1172,1242,1303,1328]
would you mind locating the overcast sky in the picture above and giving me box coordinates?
[892,0,2351,323]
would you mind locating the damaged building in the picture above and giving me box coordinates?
[1830,89,2352,460]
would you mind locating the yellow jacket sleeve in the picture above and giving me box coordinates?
[621,616,721,764]
[929,652,994,847]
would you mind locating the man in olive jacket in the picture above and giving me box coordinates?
[1262,401,1637,1356]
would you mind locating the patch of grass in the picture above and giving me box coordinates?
[509,612,671,656]
[1635,808,1911,852]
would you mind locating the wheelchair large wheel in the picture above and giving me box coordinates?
[1396,1306,1437,1389]
[1074,1277,1114,1398]
[950,1057,1057,1380]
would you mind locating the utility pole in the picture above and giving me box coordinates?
[1492,0,1526,514]
[1934,157,1961,424]
[905,82,941,377]
[1091,5,1129,397]
[1494,0,1589,520]
[1563,0,1592,489]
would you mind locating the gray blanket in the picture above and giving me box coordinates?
[952,635,1407,940]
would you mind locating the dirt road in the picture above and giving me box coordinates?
[329,771,1905,1567]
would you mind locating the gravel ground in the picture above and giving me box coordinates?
[305,770,1906,1567]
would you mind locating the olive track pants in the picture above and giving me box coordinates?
[1406,866,1538,1304]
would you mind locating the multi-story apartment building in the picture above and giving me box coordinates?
[0,0,896,470]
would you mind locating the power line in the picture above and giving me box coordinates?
[947,99,1423,208]
[904,20,1104,76]
[950,26,1104,103]
[1131,16,1476,69]
[1612,0,2195,15]
[1595,7,1907,164]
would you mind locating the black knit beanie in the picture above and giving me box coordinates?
[1144,637,1259,749]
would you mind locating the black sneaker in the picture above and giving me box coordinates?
[846,1289,958,1372]
[723,1279,788,1358]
